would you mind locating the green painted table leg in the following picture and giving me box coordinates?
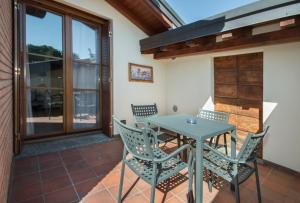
[195,139,203,203]
[231,129,237,158]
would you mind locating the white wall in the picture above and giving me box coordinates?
[56,0,168,127]
[54,0,300,172]
[165,42,300,172]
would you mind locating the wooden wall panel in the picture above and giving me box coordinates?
[214,52,263,154]
[215,71,237,84]
[239,70,263,85]
[215,84,237,98]
[214,97,238,114]
[238,85,263,101]
[0,0,13,202]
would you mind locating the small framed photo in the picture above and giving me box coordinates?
[128,63,153,83]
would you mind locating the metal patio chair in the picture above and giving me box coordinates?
[131,103,177,144]
[113,117,193,203]
[197,109,229,155]
[189,126,270,203]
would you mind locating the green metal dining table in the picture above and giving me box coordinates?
[146,114,237,203]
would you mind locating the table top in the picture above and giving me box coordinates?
[147,114,235,141]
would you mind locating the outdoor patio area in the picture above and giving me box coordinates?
[9,138,300,203]
[1,0,300,203]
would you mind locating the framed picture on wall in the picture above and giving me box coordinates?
[128,63,153,83]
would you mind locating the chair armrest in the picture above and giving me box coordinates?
[154,144,190,163]
[204,143,239,164]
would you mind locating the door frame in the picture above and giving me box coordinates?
[14,0,113,147]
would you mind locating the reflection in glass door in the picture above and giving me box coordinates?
[72,20,100,130]
[25,6,64,136]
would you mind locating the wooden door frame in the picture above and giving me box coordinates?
[14,0,113,146]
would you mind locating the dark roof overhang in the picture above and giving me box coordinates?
[140,0,300,52]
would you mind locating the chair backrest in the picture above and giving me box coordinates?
[197,109,229,123]
[113,116,154,161]
[237,126,270,162]
[131,103,158,123]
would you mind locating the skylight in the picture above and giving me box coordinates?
[166,0,260,24]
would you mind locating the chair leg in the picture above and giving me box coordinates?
[234,176,240,203]
[254,160,262,203]
[188,153,194,192]
[209,137,214,146]
[223,133,228,155]
[215,135,221,148]
[150,163,157,203]
[177,134,181,148]
[118,150,127,203]
[187,153,194,203]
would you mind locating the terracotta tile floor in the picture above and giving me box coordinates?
[10,138,300,203]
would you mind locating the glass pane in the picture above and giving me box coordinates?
[73,91,99,129]
[26,54,63,88]
[73,62,99,89]
[26,6,63,58]
[72,20,100,63]
[26,89,64,135]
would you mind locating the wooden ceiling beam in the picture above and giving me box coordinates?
[105,0,156,35]
[142,0,173,29]
[153,24,300,59]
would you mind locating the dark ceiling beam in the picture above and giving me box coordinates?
[105,0,156,35]
[153,24,300,59]
[143,0,173,28]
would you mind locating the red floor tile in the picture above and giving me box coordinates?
[39,158,63,171]
[65,159,89,173]
[83,190,115,203]
[75,177,105,198]
[40,166,67,181]
[18,195,44,203]
[13,182,43,202]
[10,139,300,203]
[44,186,78,203]
[42,175,72,193]
[38,152,60,163]
[13,173,41,188]
[69,167,97,184]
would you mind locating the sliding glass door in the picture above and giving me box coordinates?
[22,3,103,139]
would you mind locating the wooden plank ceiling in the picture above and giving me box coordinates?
[105,0,176,35]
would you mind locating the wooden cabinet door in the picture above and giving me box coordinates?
[214,53,263,155]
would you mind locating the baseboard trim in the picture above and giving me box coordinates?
[261,159,300,177]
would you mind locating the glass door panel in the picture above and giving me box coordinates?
[72,19,100,130]
[25,6,64,136]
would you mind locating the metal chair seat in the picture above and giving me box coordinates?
[126,148,187,184]
[204,150,255,183]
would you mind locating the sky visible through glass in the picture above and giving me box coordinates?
[166,0,259,24]
[26,11,63,53]
[26,11,98,60]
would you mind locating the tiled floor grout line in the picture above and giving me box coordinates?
[105,186,118,203]
[260,166,273,185]
[36,157,46,203]
[58,151,81,202]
